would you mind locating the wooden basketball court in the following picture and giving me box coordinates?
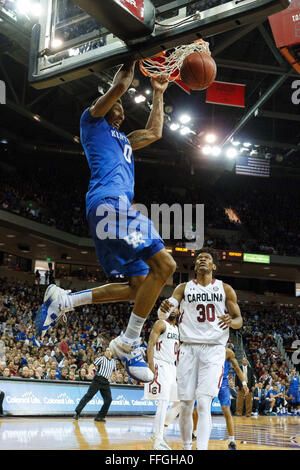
[0,415,299,450]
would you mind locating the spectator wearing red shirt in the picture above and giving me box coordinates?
[59,338,69,355]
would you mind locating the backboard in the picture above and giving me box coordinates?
[28,0,290,89]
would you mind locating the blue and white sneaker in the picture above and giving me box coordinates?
[35,284,71,337]
[109,333,154,383]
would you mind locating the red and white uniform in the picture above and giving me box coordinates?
[143,321,179,401]
[177,279,227,400]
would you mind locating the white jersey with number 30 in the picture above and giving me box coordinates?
[179,279,229,346]
[154,321,179,364]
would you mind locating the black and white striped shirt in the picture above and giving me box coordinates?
[94,355,117,380]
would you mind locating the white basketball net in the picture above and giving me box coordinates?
[140,40,211,80]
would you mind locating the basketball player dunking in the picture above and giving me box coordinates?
[35,62,176,383]
[158,248,243,450]
[143,308,180,450]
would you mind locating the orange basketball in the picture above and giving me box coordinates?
[180,52,217,90]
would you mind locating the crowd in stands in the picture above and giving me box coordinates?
[0,170,90,237]
[0,278,299,393]
[238,299,300,414]
[0,278,157,385]
[1,161,299,256]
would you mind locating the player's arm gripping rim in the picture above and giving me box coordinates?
[89,61,136,117]
[147,320,166,377]
[127,75,169,150]
[226,348,249,395]
[218,283,243,330]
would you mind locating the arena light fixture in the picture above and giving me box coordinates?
[30,3,42,17]
[205,133,217,144]
[180,126,191,135]
[232,140,240,146]
[202,145,212,155]
[52,39,63,49]
[226,147,238,159]
[165,105,173,114]
[17,0,30,14]
[179,114,191,124]
[145,89,151,95]
[134,94,146,103]
[243,142,252,147]
[170,122,180,131]
[211,146,221,157]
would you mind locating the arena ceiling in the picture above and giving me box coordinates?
[0,5,300,175]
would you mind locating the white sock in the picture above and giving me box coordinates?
[179,400,194,450]
[154,400,169,442]
[196,395,213,450]
[165,401,181,427]
[67,290,92,310]
[124,312,146,340]
[229,435,235,442]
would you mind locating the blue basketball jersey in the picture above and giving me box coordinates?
[279,385,285,395]
[266,387,273,399]
[80,108,135,216]
[289,375,299,391]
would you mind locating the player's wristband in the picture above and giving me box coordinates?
[242,381,247,386]
[158,297,179,320]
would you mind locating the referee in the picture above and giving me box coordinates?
[73,348,116,422]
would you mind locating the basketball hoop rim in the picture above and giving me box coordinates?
[138,39,212,81]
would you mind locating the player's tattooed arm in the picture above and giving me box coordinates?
[226,348,249,395]
[127,128,160,150]
[218,283,243,330]
[147,320,166,377]
[90,61,135,117]
[127,75,169,150]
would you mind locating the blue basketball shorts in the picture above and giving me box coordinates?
[288,389,300,405]
[218,383,231,407]
[87,197,164,278]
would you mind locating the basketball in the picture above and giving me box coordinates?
[180,52,217,90]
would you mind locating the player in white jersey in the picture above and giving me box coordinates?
[158,248,243,450]
[143,308,180,450]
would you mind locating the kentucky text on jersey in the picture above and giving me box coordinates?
[186,293,223,303]
[110,129,130,143]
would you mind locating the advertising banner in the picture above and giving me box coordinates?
[206,81,245,108]
[0,379,222,415]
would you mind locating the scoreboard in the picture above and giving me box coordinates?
[172,248,270,265]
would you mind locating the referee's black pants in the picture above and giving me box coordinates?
[0,390,4,415]
[75,376,112,418]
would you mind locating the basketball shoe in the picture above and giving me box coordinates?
[153,438,171,450]
[35,284,72,337]
[109,333,154,383]
[228,441,237,450]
